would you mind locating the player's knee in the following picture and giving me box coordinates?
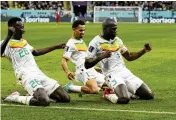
[146,92,154,100]
[34,88,50,106]
[140,91,154,100]
[90,88,99,94]
[62,94,70,103]
[117,97,130,104]
[38,96,50,106]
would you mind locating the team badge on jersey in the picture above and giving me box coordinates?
[88,46,94,52]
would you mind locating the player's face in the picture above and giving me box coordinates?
[73,25,85,39]
[107,24,117,39]
[14,21,25,35]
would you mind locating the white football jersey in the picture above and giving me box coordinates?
[87,35,128,75]
[1,39,42,78]
[63,38,88,67]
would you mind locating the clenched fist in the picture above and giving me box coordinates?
[144,43,152,52]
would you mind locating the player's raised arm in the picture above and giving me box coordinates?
[32,42,66,56]
[1,27,15,56]
[122,43,152,61]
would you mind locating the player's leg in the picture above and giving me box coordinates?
[25,75,59,106]
[81,69,103,94]
[41,76,70,103]
[63,82,93,93]
[135,83,154,100]
[105,75,130,104]
[4,91,33,105]
[104,85,130,104]
[63,81,99,94]
[30,87,50,106]
[66,69,100,94]
[84,79,100,94]
[24,77,50,106]
[50,86,70,102]
[114,84,130,104]
[63,79,100,94]
[4,78,50,106]
[103,88,118,103]
[103,88,137,104]
[124,69,154,100]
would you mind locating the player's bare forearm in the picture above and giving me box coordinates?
[32,45,58,56]
[122,49,146,61]
[85,50,111,69]
[1,36,11,56]
[1,28,14,56]
[32,43,66,56]
[61,57,71,74]
[61,57,75,80]
[122,43,151,61]
[85,56,104,69]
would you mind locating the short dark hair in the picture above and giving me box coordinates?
[72,20,85,28]
[102,18,116,28]
[8,17,22,27]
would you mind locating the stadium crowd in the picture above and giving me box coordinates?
[92,1,175,10]
[1,1,176,10]
[1,1,63,10]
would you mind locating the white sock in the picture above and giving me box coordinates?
[16,96,33,105]
[69,85,82,92]
[105,94,118,104]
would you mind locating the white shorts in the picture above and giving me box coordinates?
[75,67,105,87]
[105,68,143,94]
[21,71,60,96]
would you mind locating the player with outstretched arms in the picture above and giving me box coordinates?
[1,17,70,106]
[85,18,154,104]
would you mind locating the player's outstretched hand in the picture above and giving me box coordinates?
[144,43,152,52]
[57,43,66,49]
[67,72,75,80]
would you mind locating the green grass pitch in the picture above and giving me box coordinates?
[1,22,176,120]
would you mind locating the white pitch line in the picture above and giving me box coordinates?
[1,104,176,115]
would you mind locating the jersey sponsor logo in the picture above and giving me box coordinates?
[100,40,120,52]
[88,46,94,52]
[9,40,27,48]
[75,42,87,51]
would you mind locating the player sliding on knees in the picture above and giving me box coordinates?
[1,17,70,106]
[61,20,105,94]
[85,18,154,104]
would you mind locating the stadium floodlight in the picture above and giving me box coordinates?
[93,6,142,23]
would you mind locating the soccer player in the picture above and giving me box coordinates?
[85,18,154,104]
[61,20,105,94]
[56,8,61,25]
[1,17,70,106]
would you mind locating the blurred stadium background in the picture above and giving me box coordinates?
[1,1,176,23]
